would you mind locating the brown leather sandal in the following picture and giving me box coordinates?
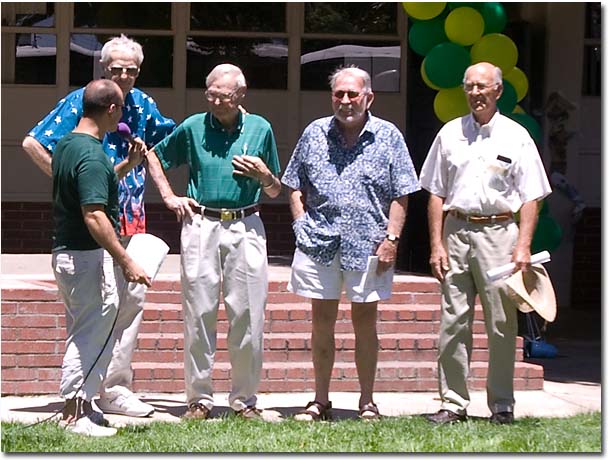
[358,402,380,421]
[294,400,332,421]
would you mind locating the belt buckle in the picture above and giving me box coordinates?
[220,210,234,221]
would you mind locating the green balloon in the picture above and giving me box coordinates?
[538,200,550,216]
[507,112,543,144]
[531,215,563,253]
[497,80,517,114]
[408,16,448,56]
[479,2,507,34]
[424,41,471,88]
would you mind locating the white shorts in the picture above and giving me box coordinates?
[288,248,394,303]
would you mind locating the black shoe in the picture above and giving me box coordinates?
[425,409,466,424]
[490,411,514,424]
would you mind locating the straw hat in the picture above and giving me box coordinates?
[504,264,557,322]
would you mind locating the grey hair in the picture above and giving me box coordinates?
[101,34,144,67]
[329,66,372,93]
[463,63,503,85]
[206,64,247,90]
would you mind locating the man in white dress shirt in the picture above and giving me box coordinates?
[419,62,552,425]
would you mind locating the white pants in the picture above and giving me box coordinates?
[99,246,147,398]
[438,214,519,415]
[181,212,268,411]
[52,249,118,401]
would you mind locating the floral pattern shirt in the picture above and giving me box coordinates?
[281,113,420,271]
[28,87,175,235]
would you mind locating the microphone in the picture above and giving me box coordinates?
[116,122,147,163]
[116,122,134,142]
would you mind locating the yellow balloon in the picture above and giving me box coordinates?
[421,59,441,90]
[513,104,525,114]
[470,33,518,74]
[433,86,470,123]
[402,2,446,20]
[504,66,529,102]
[445,7,484,46]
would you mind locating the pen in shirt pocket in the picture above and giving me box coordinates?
[242,142,248,155]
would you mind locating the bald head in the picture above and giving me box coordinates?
[83,79,123,117]
[463,62,502,86]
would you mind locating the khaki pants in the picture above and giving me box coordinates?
[438,214,519,415]
[181,212,267,411]
[99,247,147,398]
[52,249,118,401]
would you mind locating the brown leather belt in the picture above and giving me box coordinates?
[199,205,259,222]
[449,209,513,224]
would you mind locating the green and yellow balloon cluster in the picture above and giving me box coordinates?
[403,1,538,143]
[403,2,561,252]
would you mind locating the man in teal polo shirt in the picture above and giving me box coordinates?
[147,63,281,420]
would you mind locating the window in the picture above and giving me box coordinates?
[191,3,285,32]
[186,3,288,89]
[73,3,171,29]
[187,37,287,89]
[301,3,400,91]
[583,3,601,96]
[69,34,173,88]
[2,3,56,84]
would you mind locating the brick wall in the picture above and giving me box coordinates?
[1,202,295,257]
[571,207,601,309]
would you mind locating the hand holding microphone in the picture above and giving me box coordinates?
[116,122,147,165]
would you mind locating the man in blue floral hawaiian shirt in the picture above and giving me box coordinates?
[22,34,175,419]
[281,66,420,421]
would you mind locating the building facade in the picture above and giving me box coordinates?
[1,2,601,309]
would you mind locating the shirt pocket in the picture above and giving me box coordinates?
[486,155,514,192]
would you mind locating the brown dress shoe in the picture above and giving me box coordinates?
[490,411,514,424]
[425,409,466,424]
[183,402,211,420]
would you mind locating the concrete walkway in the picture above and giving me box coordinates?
[1,254,601,425]
[0,380,601,427]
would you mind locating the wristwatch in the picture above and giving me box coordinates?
[385,233,400,243]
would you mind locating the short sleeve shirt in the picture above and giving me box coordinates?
[52,133,119,250]
[419,112,552,214]
[281,113,421,271]
[154,112,281,208]
[28,87,176,235]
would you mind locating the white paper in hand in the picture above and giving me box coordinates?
[125,233,170,281]
[353,256,393,296]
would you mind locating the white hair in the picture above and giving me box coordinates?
[205,63,247,90]
[100,34,144,67]
[329,66,372,93]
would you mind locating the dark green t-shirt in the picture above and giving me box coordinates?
[52,132,119,250]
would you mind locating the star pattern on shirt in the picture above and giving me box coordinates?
[108,143,117,150]
[44,130,53,136]
[54,116,62,124]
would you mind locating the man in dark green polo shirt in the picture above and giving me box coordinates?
[52,79,151,436]
[147,63,281,420]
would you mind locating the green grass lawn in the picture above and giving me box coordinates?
[1,412,601,453]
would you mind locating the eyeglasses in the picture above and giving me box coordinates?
[332,90,364,101]
[463,82,497,93]
[108,66,140,77]
[205,90,236,102]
